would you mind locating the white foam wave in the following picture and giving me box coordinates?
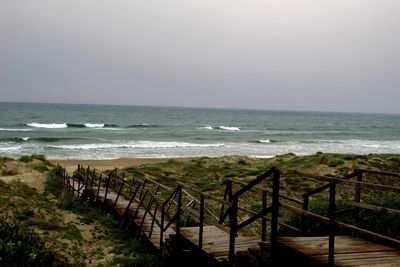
[0,146,22,151]
[0,128,32,132]
[219,126,241,131]
[84,123,105,128]
[49,141,225,150]
[200,126,214,130]
[258,139,270,143]
[93,127,124,131]
[27,123,67,129]
[22,137,30,141]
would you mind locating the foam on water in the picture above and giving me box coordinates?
[218,126,241,131]
[1,103,400,159]
[0,128,32,132]
[49,141,225,150]
[27,123,68,129]
[84,123,104,128]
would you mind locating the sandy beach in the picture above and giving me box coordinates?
[50,157,195,173]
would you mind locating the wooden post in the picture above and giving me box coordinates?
[104,175,110,205]
[219,181,232,224]
[353,171,363,227]
[140,194,154,228]
[228,196,238,266]
[302,196,309,234]
[329,180,336,266]
[89,171,95,201]
[270,169,280,258]
[113,181,125,207]
[96,175,102,202]
[140,186,159,228]
[77,179,81,197]
[262,191,267,242]
[160,205,165,250]
[199,195,205,248]
[176,185,182,235]
[149,202,159,239]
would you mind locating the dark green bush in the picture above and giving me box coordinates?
[45,168,64,196]
[19,156,33,163]
[0,219,67,267]
[328,159,345,167]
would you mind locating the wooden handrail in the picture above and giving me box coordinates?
[229,178,303,205]
[355,168,400,178]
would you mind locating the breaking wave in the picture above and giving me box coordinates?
[27,123,68,129]
[200,125,241,131]
[0,128,32,132]
[49,141,225,150]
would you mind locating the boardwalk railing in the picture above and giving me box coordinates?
[276,168,400,266]
[58,164,400,266]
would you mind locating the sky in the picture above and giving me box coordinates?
[1,0,400,113]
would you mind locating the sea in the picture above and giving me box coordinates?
[1,102,400,160]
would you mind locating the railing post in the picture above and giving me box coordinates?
[149,202,159,239]
[96,175,102,202]
[113,180,125,207]
[302,196,309,234]
[262,191,267,242]
[199,195,205,248]
[353,171,363,227]
[228,196,238,266]
[176,185,182,235]
[219,181,232,224]
[270,168,280,259]
[160,205,165,250]
[328,180,336,266]
[104,175,110,205]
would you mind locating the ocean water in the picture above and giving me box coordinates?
[1,102,400,159]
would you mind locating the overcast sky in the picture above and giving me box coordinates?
[1,0,400,113]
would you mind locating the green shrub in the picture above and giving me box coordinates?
[0,219,66,267]
[15,209,34,221]
[45,168,64,196]
[63,223,82,241]
[249,202,262,213]
[388,157,400,164]
[33,164,49,173]
[124,167,145,179]
[343,155,357,160]
[112,254,157,267]
[19,156,33,163]
[328,159,345,167]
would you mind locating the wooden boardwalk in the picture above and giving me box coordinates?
[61,165,400,266]
[180,226,260,262]
[277,236,400,266]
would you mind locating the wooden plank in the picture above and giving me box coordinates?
[279,236,395,255]
[278,236,400,267]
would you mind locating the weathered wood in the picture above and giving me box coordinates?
[328,181,336,266]
[180,226,259,261]
[278,236,400,266]
[352,202,400,215]
[61,164,400,267]
[230,178,303,205]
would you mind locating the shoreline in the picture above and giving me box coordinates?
[50,157,197,173]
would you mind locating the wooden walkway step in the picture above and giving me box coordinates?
[180,225,260,262]
[277,236,400,266]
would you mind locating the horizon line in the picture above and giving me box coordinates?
[1,100,399,116]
